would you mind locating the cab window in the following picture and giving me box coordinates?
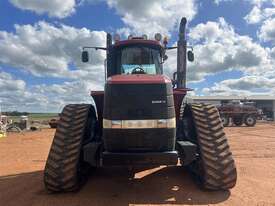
[116,46,162,74]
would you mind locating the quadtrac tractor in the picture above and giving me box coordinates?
[44,17,237,192]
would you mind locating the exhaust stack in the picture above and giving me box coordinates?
[176,17,187,89]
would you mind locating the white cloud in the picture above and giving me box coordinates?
[174,18,272,82]
[258,18,275,43]
[0,21,106,82]
[251,0,275,6]
[0,69,103,112]
[270,47,275,57]
[9,0,77,18]
[188,18,234,42]
[0,21,108,112]
[244,6,275,24]
[193,17,275,96]
[105,0,197,36]
[0,71,45,112]
[214,0,275,6]
[162,18,275,96]
[10,0,198,35]
[243,0,275,24]
[32,80,102,112]
[245,6,263,24]
[213,0,232,5]
[212,0,275,24]
[0,71,26,93]
[218,76,275,90]
[202,76,275,96]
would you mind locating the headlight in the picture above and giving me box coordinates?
[103,119,122,129]
[142,34,148,40]
[154,33,162,41]
[157,118,176,128]
[111,120,122,128]
[114,34,120,42]
[128,35,133,40]
[122,120,157,129]
[103,118,175,129]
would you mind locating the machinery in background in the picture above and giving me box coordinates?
[218,100,262,127]
[0,115,8,138]
[48,118,59,128]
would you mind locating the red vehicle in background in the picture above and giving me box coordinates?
[218,100,262,127]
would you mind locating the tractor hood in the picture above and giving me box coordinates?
[103,74,175,152]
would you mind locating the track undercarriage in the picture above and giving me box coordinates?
[44,103,237,192]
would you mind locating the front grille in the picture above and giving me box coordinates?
[104,83,175,120]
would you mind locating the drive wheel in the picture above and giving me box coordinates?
[220,116,229,127]
[182,103,237,190]
[233,117,243,126]
[244,114,256,127]
[44,104,97,192]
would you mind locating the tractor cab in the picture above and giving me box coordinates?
[82,33,168,77]
[109,37,164,76]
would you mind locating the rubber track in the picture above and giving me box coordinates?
[190,103,237,190]
[44,104,92,192]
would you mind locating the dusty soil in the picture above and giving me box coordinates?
[0,123,275,206]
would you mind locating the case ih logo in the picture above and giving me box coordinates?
[152,100,166,104]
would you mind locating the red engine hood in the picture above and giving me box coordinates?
[107,74,171,84]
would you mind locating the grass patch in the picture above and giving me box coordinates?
[9,113,59,122]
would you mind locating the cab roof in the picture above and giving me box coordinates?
[114,39,163,48]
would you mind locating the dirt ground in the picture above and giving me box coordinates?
[0,123,275,206]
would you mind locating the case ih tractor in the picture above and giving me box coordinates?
[218,100,260,127]
[44,18,237,192]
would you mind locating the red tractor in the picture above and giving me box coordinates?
[44,18,237,192]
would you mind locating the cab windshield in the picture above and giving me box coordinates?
[116,46,162,74]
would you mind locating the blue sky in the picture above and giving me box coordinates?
[0,0,275,112]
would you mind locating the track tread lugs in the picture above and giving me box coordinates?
[189,103,237,190]
[44,104,93,192]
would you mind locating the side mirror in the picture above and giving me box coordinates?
[187,50,194,62]
[163,54,168,61]
[82,51,89,62]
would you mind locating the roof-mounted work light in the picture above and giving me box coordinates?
[154,33,162,41]
[114,34,120,42]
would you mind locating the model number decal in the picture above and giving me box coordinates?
[152,100,166,104]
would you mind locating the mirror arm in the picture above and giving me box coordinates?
[166,46,177,50]
[82,46,107,51]
[166,45,193,50]
[187,46,193,51]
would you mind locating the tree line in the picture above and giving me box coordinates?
[2,111,29,116]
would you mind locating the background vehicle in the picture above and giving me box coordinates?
[218,100,261,127]
[48,118,59,128]
[0,115,8,138]
[44,17,237,192]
